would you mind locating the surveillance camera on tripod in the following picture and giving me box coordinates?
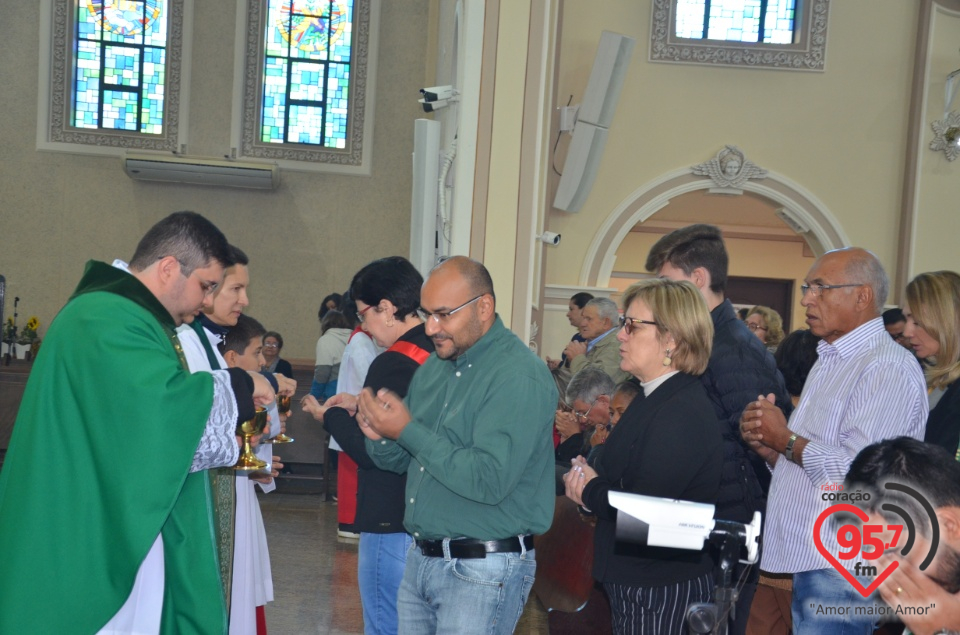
[609,492,761,635]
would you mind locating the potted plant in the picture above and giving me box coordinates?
[16,316,39,360]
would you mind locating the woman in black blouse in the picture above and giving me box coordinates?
[564,278,723,634]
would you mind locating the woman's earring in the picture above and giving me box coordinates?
[662,349,672,367]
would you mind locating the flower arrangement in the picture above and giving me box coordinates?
[2,317,14,342]
[18,316,39,344]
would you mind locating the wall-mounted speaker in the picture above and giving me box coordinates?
[554,31,636,213]
[410,118,442,276]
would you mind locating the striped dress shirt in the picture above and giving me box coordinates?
[762,318,928,573]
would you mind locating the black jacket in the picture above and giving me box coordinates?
[702,300,792,523]
[324,324,434,533]
[582,373,722,586]
[925,380,960,457]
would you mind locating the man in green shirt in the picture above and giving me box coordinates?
[357,256,557,635]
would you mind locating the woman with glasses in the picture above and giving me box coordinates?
[302,256,433,635]
[745,305,785,352]
[564,278,722,634]
[904,271,960,458]
[261,330,293,377]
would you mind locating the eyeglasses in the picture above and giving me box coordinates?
[262,342,279,348]
[746,323,768,333]
[800,283,863,297]
[188,271,219,297]
[417,295,483,323]
[574,397,602,422]
[356,304,374,323]
[618,315,658,336]
[177,260,219,296]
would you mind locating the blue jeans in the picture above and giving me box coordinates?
[397,541,536,635]
[358,532,414,635]
[792,568,881,635]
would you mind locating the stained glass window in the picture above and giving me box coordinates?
[675,0,796,44]
[72,0,169,134]
[261,0,354,149]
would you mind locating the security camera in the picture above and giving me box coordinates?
[420,85,457,102]
[538,232,561,246]
[609,491,761,564]
[419,98,450,113]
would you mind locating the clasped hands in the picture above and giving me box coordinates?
[554,410,581,441]
[562,456,597,508]
[739,393,791,466]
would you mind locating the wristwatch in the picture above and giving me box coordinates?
[784,433,799,463]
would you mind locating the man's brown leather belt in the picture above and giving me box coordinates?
[415,535,535,559]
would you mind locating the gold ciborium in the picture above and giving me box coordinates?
[270,395,294,444]
[234,407,269,472]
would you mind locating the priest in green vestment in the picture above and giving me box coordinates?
[0,212,276,634]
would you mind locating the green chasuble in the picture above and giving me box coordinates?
[0,261,228,634]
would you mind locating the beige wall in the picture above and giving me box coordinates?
[542,1,920,291]
[914,4,960,275]
[0,1,430,361]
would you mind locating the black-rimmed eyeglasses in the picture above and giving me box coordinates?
[417,295,482,323]
[618,315,658,336]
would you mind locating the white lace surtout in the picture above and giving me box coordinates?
[190,369,240,472]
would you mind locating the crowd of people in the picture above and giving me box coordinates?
[0,212,957,635]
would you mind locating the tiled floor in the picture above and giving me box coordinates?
[259,489,551,634]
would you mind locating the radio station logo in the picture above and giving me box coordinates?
[814,481,939,598]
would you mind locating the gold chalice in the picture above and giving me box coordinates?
[234,407,269,472]
[271,394,294,444]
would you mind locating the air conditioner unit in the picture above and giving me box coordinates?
[123,154,280,190]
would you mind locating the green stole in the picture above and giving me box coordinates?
[189,318,237,613]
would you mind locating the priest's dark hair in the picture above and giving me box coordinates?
[219,313,267,356]
[129,211,233,276]
[350,256,423,320]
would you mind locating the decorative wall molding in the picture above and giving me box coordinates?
[691,145,768,190]
[649,0,830,72]
[579,163,849,288]
[930,111,960,161]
